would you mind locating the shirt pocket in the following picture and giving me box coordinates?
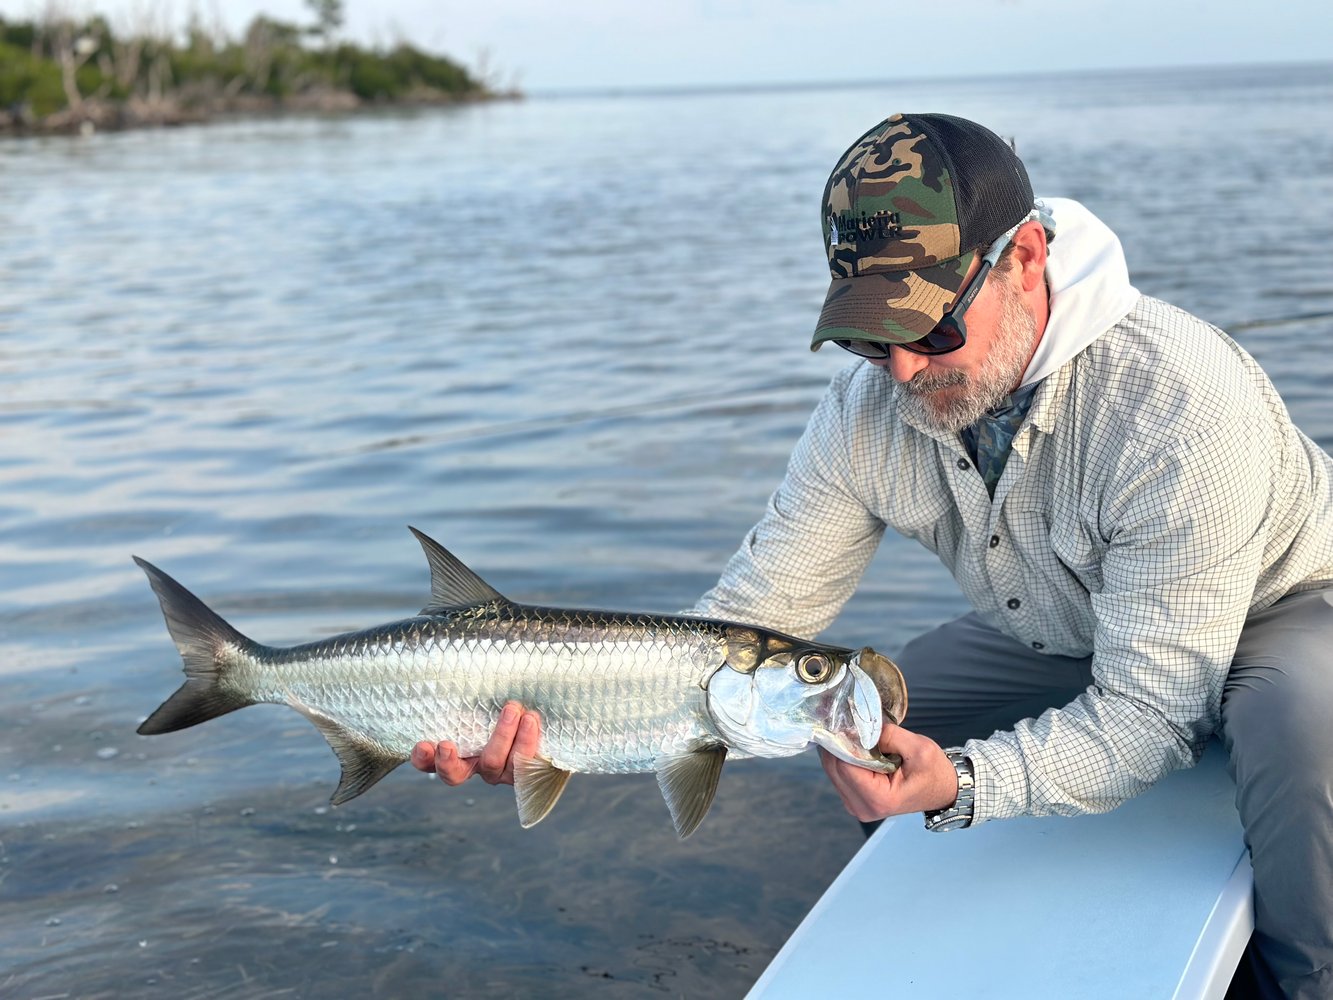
[999,504,1104,595]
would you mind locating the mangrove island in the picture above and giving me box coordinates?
[0,3,515,136]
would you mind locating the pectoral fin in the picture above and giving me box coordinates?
[286,696,407,806]
[513,754,573,828]
[655,745,727,839]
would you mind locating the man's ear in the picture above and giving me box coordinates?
[1011,220,1049,293]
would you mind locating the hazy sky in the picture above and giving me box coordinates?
[3,0,1328,92]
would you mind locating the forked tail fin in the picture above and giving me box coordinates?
[133,556,259,735]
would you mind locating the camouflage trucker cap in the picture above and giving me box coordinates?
[811,113,1035,351]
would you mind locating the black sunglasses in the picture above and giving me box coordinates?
[834,224,1019,360]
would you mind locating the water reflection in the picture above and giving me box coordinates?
[2,62,1332,996]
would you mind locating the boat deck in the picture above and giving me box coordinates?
[749,741,1252,999]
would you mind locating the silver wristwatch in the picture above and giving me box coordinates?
[923,749,975,832]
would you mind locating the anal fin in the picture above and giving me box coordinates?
[513,754,573,828]
[655,745,727,839]
[286,696,407,806]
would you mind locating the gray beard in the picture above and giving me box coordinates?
[896,282,1037,433]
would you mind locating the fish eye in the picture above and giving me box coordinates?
[795,652,833,684]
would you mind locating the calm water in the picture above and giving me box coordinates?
[2,62,1332,998]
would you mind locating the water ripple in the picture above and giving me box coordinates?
[2,62,1331,997]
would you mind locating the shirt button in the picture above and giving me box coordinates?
[1031,641,1045,650]
[1006,598,1021,610]
[989,535,1000,548]
[956,458,970,470]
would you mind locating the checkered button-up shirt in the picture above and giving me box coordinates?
[693,296,1333,824]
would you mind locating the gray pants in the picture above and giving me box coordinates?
[888,588,1333,1000]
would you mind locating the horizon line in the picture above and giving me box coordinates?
[528,56,1332,101]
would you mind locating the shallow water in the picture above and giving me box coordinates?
[2,61,1332,997]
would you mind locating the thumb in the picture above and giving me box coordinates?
[877,721,914,755]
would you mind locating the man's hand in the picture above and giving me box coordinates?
[819,722,959,822]
[409,701,542,786]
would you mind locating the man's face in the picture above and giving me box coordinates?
[869,259,1038,433]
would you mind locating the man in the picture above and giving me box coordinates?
[412,113,1333,997]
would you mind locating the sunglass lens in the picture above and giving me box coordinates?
[834,321,965,358]
[905,318,966,355]
[833,338,891,359]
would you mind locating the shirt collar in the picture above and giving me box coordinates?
[1025,359,1074,435]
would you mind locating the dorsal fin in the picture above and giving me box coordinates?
[408,526,507,614]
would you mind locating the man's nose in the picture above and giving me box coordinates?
[870,346,929,383]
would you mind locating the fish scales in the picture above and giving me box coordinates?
[235,611,725,773]
[133,527,908,836]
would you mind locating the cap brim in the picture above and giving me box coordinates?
[810,252,974,351]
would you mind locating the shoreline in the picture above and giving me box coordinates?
[0,88,522,138]
[1,11,518,139]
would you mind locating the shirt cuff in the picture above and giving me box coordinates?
[961,736,1029,824]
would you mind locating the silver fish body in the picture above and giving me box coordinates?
[135,528,908,837]
[249,611,744,771]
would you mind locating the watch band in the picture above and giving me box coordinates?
[923,749,975,833]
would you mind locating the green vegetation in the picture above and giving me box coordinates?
[0,9,509,133]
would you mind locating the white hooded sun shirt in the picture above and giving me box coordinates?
[694,198,1333,823]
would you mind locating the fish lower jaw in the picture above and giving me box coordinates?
[811,729,901,773]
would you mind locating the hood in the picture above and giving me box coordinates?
[1020,197,1141,387]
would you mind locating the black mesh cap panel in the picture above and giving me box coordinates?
[912,113,1034,250]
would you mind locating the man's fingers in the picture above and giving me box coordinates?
[410,741,436,772]
[818,746,898,823]
[876,721,908,754]
[432,741,477,786]
[818,748,869,820]
[477,702,523,784]
[493,712,542,784]
[514,711,542,757]
[409,740,478,786]
[408,702,541,790]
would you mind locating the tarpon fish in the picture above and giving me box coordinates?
[134,528,908,837]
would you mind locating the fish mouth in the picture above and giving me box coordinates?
[809,660,901,773]
[809,651,908,774]
[811,727,902,774]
